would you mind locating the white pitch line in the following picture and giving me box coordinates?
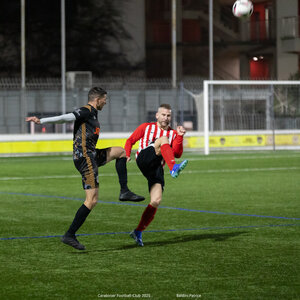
[0,167,299,181]
[184,154,300,161]
[0,154,300,163]
[183,167,300,174]
[0,173,121,181]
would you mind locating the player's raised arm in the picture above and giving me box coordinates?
[26,113,76,124]
[172,126,186,158]
[25,116,41,124]
[124,123,147,161]
[176,125,186,136]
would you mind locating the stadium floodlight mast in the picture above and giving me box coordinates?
[209,0,214,132]
[21,0,27,134]
[20,0,67,134]
[209,0,213,81]
[203,80,300,155]
[61,0,66,134]
[171,0,176,88]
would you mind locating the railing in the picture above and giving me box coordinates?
[1,79,299,134]
[240,18,276,42]
[0,77,62,90]
[0,77,206,90]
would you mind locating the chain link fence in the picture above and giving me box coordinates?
[0,77,200,134]
[210,84,300,131]
[0,77,299,134]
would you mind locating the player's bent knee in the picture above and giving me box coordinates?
[84,198,98,210]
[154,137,169,155]
[119,148,126,158]
[161,136,169,144]
[111,146,126,158]
[150,198,161,208]
[84,189,99,210]
[155,136,169,146]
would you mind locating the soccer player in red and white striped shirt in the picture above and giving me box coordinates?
[125,104,188,246]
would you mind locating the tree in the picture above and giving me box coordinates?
[0,1,21,75]
[0,0,133,77]
[66,0,132,76]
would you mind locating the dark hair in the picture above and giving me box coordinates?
[159,103,171,110]
[88,87,107,102]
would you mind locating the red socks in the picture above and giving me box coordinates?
[160,143,176,171]
[135,144,175,232]
[136,204,157,231]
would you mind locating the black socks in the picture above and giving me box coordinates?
[65,157,129,237]
[66,204,91,237]
[115,157,129,193]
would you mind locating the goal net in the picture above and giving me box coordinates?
[66,71,92,90]
[200,80,300,154]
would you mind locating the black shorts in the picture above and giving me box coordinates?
[136,145,164,192]
[73,148,108,190]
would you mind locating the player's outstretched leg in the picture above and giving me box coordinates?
[170,159,188,178]
[158,139,188,178]
[115,156,145,202]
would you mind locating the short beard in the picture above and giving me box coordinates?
[159,121,169,128]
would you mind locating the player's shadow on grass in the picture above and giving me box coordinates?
[70,231,248,254]
[119,231,248,249]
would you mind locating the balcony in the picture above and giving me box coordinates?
[239,19,276,43]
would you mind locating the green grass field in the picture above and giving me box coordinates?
[0,151,299,300]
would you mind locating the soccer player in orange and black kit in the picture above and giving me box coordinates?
[26,87,144,250]
[125,103,188,246]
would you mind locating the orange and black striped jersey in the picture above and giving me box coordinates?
[72,104,100,159]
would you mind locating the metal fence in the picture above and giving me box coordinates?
[0,77,299,134]
[0,77,199,134]
[210,84,300,132]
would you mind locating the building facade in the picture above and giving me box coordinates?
[121,0,300,80]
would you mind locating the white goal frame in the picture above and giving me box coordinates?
[203,80,300,155]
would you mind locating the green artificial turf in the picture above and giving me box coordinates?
[0,151,299,299]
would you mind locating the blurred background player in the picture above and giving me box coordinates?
[124,103,188,246]
[26,87,144,250]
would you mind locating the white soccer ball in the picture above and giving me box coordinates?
[232,0,253,18]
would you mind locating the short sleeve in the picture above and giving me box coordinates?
[72,107,91,121]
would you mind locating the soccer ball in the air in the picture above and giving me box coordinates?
[232,0,253,18]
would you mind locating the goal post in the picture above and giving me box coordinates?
[203,80,300,155]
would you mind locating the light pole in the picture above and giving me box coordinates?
[209,0,214,132]
[61,0,66,133]
[21,0,27,133]
[171,0,176,88]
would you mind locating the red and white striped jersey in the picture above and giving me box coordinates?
[125,122,183,158]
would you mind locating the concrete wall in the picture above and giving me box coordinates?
[276,0,299,79]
